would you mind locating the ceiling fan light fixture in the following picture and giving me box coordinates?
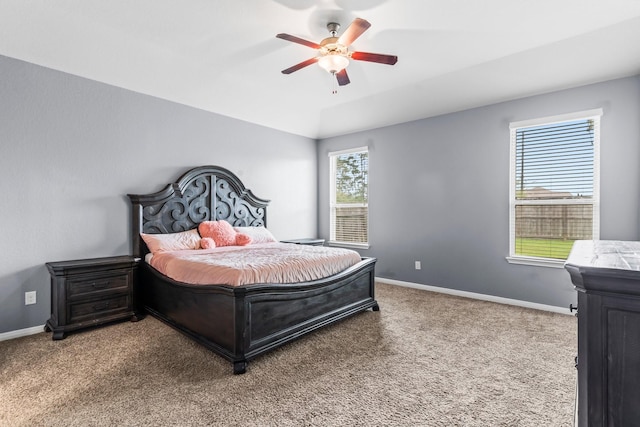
[317,54,349,74]
[276,17,397,87]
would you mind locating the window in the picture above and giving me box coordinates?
[508,109,601,267]
[329,147,369,248]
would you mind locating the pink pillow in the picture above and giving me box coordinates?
[200,237,216,249]
[198,220,252,247]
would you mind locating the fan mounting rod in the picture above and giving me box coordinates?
[327,22,340,37]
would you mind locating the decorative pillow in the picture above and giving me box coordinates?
[233,226,278,244]
[200,237,216,249]
[141,229,201,253]
[199,220,252,247]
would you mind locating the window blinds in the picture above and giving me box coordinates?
[515,119,594,200]
[512,116,598,260]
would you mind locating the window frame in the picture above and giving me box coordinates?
[328,146,370,249]
[507,109,602,268]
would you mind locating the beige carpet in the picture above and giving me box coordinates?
[0,283,577,426]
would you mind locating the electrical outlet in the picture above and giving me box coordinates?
[415,261,421,270]
[25,291,36,305]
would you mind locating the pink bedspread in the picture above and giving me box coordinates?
[148,243,362,286]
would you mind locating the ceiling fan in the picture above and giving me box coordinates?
[276,18,398,91]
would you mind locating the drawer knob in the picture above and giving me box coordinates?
[92,281,110,289]
[93,302,110,311]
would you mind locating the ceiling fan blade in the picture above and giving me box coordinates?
[351,51,398,65]
[276,33,321,49]
[337,18,371,46]
[281,57,319,74]
[336,69,350,86]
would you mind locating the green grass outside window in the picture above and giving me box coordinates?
[515,238,576,260]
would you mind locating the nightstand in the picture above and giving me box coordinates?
[45,255,142,340]
[281,238,325,246]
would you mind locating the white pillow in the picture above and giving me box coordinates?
[140,229,201,253]
[233,226,278,244]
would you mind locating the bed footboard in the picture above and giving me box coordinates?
[140,257,377,374]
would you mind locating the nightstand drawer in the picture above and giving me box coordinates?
[67,271,130,298]
[69,294,131,323]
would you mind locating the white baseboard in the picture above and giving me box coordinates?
[0,280,570,340]
[0,325,45,342]
[375,277,572,315]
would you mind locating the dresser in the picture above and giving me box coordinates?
[45,256,142,340]
[565,240,640,427]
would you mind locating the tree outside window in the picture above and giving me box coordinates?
[330,148,369,246]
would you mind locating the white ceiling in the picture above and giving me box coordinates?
[2,0,640,139]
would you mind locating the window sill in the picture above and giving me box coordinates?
[328,241,370,250]
[505,256,565,269]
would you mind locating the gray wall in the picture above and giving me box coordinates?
[0,55,317,334]
[318,75,640,308]
[3,51,638,335]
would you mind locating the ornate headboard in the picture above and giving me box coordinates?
[128,166,270,258]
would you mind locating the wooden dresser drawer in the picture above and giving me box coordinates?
[69,294,131,323]
[67,272,130,298]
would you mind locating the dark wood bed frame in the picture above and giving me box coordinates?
[128,165,378,374]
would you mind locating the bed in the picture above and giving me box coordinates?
[128,165,378,374]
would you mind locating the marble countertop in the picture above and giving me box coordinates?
[566,240,640,271]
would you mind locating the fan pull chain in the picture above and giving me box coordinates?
[331,72,338,94]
